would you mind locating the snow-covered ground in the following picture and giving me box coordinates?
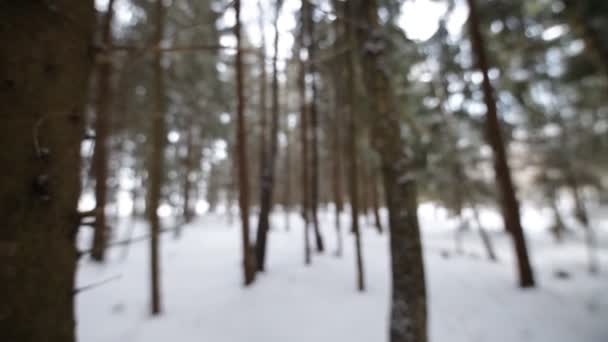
[76,204,608,342]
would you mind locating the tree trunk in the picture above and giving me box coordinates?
[466,0,535,288]
[567,176,599,274]
[472,204,498,262]
[283,109,292,232]
[304,0,324,253]
[331,89,344,256]
[355,0,427,340]
[299,1,312,266]
[91,0,116,262]
[255,0,282,272]
[344,0,365,292]
[549,192,566,243]
[371,168,384,234]
[257,0,268,214]
[235,0,256,285]
[180,123,195,226]
[147,0,166,314]
[0,1,94,341]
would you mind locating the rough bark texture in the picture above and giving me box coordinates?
[91,0,116,262]
[0,1,94,341]
[235,0,256,285]
[466,0,535,288]
[255,1,282,272]
[355,0,427,340]
[147,0,166,314]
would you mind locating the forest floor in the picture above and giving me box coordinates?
[76,203,608,342]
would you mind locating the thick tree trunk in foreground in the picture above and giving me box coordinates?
[255,0,283,272]
[0,1,94,341]
[235,0,256,285]
[147,0,166,314]
[466,0,535,288]
[355,0,427,340]
[91,0,116,262]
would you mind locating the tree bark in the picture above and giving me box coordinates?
[355,0,427,339]
[466,0,535,288]
[0,1,94,341]
[255,0,283,272]
[91,0,116,262]
[235,0,256,285]
[344,0,365,292]
[304,0,324,253]
[147,0,166,314]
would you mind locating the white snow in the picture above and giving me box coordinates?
[76,204,608,342]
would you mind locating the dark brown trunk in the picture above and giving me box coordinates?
[355,0,427,339]
[91,0,116,262]
[0,1,94,341]
[148,0,166,314]
[255,1,282,272]
[344,0,365,292]
[304,0,324,253]
[235,0,256,285]
[466,0,535,288]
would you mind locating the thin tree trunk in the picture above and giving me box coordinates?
[472,204,498,262]
[283,111,292,232]
[181,123,194,227]
[549,192,566,243]
[331,92,344,256]
[147,0,166,314]
[257,0,268,211]
[255,0,283,272]
[344,0,365,292]
[355,0,426,339]
[304,0,324,253]
[299,1,312,266]
[371,168,383,234]
[567,176,599,274]
[91,0,116,262]
[235,0,256,285]
[466,0,535,288]
[0,2,94,341]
